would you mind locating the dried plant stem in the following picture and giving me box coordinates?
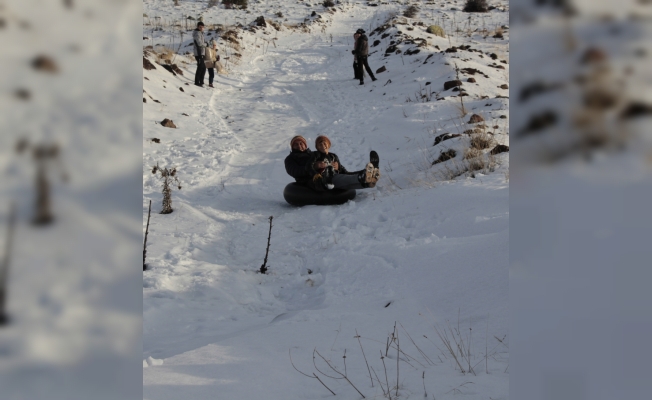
[396,328,400,397]
[356,329,374,387]
[381,351,392,400]
[289,349,336,396]
[400,322,434,366]
[314,349,366,398]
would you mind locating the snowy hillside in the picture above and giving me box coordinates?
[143,1,509,399]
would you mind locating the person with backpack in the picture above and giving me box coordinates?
[353,28,377,85]
[193,22,207,87]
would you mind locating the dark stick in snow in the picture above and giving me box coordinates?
[260,215,273,274]
[143,200,152,271]
[0,203,16,325]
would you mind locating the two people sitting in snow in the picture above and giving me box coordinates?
[284,135,380,192]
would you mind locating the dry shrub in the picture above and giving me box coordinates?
[469,132,495,150]
[403,5,419,18]
[464,147,483,160]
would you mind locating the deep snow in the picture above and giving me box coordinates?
[143,1,509,399]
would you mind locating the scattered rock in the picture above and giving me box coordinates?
[519,111,557,137]
[619,102,652,119]
[580,47,607,64]
[490,53,498,60]
[32,55,59,73]
[405,48,420,55]
[432,149,456,165]
[467,77,476,83]
[160,64,177,76]
[143,37,149,40]
[372,39,381,47]
[444,80,462,90]
[376,65,387,74]
[255,16,266,27]
[14,88,30,101]
[493,31,504,39]
[499,115,507,119]
[144,77,149,80]
[433,133,461,146]
[489,144,509,155]
[469,114,485,124]
[311,11,317,17]
[445,46,458,53]
[425,82,431,86]
[143,98,146,103]
[461,67,488,78]
[160,119,176,128]
[151,138,161,143]
[499,84,508,89]
[179,87,184,92]
[171,64,184,75]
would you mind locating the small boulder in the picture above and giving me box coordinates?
[467,77,476,83]
[160,119,176,128]
[373,39,381,47]
[489,144,509,155]
[444,80,462,90]
[499,84,508,89]
[179,87,184,92]
[445,46,458,53]
[143,57,156,70]
[468,114,484,124]
[433,133,461,146]
[143,98,146,103]
[376,65,387,74]
[32,55,59,73]
[432,149,457,165]
[255,16,266,27]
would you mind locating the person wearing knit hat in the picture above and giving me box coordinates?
[353,28,377,85]
[308,135,380,190]
[285,135,314,188]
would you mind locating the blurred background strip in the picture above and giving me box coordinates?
[511,0,652,399]
[0,0,142,399]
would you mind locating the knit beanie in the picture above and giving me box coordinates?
[315,135,331,150]
[290,135,307,149]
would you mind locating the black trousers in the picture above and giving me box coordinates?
[207,68,215,84]
[353,60,360,79]
[194,55,206,85]
[356,56,375,83]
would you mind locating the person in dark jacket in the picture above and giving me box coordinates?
[353,33,361,80]
[308,135,380,190]
[284,135,380,192]
[285,135,314,186]
[353,29,377,85]
[193,22,207,87]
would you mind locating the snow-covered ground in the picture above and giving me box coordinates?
[143,1,508,399]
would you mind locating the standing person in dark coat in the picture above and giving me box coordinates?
[352,33,361,80]
[354,28,377,85]
[193,22,207,87]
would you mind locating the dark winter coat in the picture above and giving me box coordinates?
[354,34,369,57]
[284,148,314,185]
[308,151,350,176]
